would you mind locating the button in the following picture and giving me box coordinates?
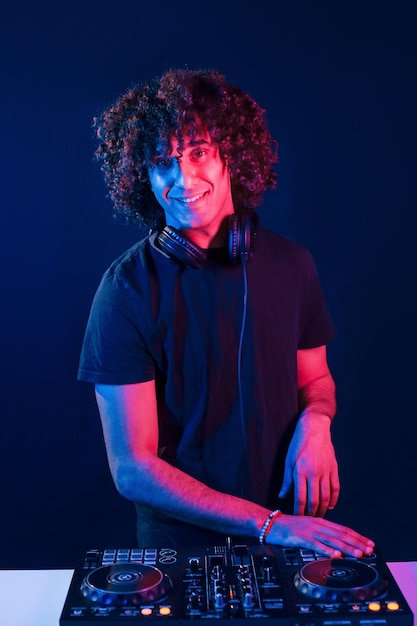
[145,549,158,561]
[387,601,400,611]
[141,608,153,616]
[159,555,176,564]
[159,606,171,615]
[160,549,177,557]
[102,550,116,564]
[131,549,144,561]
[368,602,381,612]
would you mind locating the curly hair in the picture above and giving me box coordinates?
[94,69,278,228]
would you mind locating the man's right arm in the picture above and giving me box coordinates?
[95,381,374,557]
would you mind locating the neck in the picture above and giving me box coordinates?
[180,213,234,249]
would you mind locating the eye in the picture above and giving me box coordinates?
[149,156,174,171]
[191,148,208,159]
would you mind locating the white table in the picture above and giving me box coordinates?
[0,563,415,626]
[0,569,73,626]
[388,562,417,622]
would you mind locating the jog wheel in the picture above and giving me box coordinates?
[294,559,386,603]
[80,563,172,606]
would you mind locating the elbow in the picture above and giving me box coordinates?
[111,461,147,503]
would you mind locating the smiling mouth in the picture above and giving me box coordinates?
[174,192,207,204]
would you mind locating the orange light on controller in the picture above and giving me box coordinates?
[141,608,153,616]
[387,601,400,611]
[368,602,381,612]
[159,606,172,615]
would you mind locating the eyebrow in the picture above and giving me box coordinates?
[151,138,213,159]
[188,138,212,146]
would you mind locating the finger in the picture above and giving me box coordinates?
[278,465,292,499]
[315,478,331,518]
[307,479,321,517]
[309,542,343,558]
[278,480,290,500]
[318,537,370,558]
[316,522,375,557]
[293,476,307,515]
[328,470,340,510]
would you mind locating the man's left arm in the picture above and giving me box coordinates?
[278,345,340,517]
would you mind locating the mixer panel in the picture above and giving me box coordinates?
[59,542,413,626]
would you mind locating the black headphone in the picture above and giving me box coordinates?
[156,214,256,268]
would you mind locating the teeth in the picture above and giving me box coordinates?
[180,193,204,203]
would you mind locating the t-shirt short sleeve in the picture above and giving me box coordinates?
[297,248,335,349]
[78,268,155,384]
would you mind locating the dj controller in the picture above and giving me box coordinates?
[59,540,413,626]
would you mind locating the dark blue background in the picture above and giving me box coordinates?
[1,1,416,567]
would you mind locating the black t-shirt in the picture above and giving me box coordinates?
[78,225,335,511]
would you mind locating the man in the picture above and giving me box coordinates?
[78,69,374,557]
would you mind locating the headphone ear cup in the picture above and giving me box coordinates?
[228,214,255,264]
[157,216,256,267]
[157,225,207,268]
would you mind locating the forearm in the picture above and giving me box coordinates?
[96,381,271,538]
[112,452,270,539]
[284,367,339,516]
[95,382,372,557]
[298,371,336,421]
[113,453,374,558]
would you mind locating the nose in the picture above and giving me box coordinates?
[172,158,196,189]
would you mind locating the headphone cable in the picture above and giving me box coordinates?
[237,256,248,491]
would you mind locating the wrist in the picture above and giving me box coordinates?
[298,410,333,424]
[258,509,282,544]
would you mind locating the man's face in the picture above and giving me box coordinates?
[147,130,234,247]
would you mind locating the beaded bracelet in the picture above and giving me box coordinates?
[259,509,282,544]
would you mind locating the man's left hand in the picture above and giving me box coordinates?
[278,412,340,517]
